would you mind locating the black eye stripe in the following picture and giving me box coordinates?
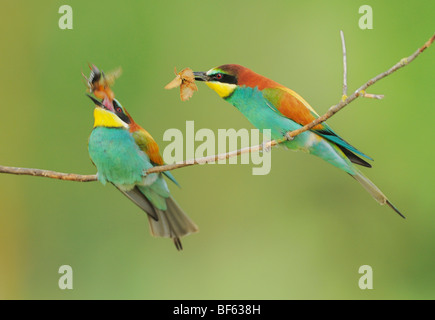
[212,73,237,84]
[112,100,131,124]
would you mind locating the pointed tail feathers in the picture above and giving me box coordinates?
[351,169,405,219]
[117,186,198,250]
[147,197,199,250]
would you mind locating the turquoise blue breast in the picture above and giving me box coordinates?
[88,127,153,186]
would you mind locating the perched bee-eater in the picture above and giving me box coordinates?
[194,64,404,218]
[86,65,179,186]
[87,95,198,250]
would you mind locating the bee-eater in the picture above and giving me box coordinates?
[193,64,404,218]
[87,95,198,250]
[86,65,180,186]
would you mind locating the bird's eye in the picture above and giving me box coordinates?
[215,73,223,80]
[115,106,122,113]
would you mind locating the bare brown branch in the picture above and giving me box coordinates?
[0,166,97,182]
[0,33,433,180]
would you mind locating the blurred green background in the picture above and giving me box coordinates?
[0,0,434,299]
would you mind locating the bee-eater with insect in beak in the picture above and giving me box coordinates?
[87,95,198,250]
[194,64,404,218]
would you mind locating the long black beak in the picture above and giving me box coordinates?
[86,94,104,108]
[193,71,208,82]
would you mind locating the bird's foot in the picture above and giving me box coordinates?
[260,141,272,153]
[285,132,294,141]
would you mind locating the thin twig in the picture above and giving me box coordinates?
[341,30,383,100]
[340,30,348,98]
[362,93,384,100]
[0,33,433,180]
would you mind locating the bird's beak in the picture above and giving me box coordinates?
[193,71,209,82]
[86,94,104,108]
[86,94,115,112]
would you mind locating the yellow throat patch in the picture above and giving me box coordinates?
[93,107,128,128]
[206,82,237,98]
